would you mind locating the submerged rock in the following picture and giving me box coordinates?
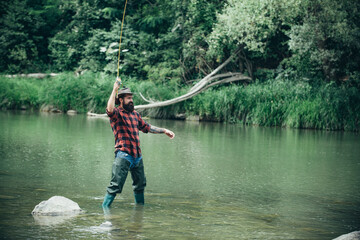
[32,196,82,216]
[333,231,360,240]
[100,221,113,228]
[88,221,114,233]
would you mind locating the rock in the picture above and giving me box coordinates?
[174,113,186,120]
[40,105,54,112]
[186,115,200,121]
[89,221,114,233]
[66,110,77,115]
[31,196,82,216]
[50,108,62,113]
[333,231,360,240]
[100,221,113,228]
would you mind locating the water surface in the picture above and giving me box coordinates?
[0,112,359,239]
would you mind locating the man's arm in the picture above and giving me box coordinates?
[149,125,175,139]
[107,77,121,113]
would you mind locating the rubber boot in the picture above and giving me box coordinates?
[102,192,116,208]
[134,192,144,205]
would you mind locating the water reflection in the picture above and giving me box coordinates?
[86,205,146,238]
[33,214,80,226]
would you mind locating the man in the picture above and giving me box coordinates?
[102,78,175,208]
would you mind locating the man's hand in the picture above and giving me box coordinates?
[113,77,121,91]
[165,129,175,139]
[107,77,122,113]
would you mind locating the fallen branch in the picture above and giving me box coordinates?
[135,73,250,110]
[139,92,155,103]
[87,112,107,117]
[5,73,59,78]
[88,50,252,116]
[189,49,241,94]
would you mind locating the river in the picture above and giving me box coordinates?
[0,112,359,239]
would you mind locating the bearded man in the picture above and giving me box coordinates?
[102,78,175,208]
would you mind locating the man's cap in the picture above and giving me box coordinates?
[117,88,133,97]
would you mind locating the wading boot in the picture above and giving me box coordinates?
[102,192,116,208]
[134,192,144,205]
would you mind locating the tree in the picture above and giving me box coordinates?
[49,0,121,71]
[0,0,44,73]
[180,0,224,82]
[207,0,305,78]
[287,0,360,81]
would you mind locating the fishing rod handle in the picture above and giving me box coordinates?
[116,77,122,86]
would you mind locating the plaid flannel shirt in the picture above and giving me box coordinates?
[106,107,151,158]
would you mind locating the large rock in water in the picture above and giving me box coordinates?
[333,231,360,240]
[32,196,82,216]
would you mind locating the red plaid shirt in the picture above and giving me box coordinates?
[106,107,151,158]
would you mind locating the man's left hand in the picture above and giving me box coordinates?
[165,129,175,139]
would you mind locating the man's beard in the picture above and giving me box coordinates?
[123,102,134,112]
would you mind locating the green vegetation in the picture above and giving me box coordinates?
[189,77,360,131]
[1,73,359,131]
[0,72,184,114]
[0,0,359,131]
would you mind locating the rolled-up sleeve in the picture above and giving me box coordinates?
[106,108,118,121]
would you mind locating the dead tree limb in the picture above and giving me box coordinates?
[135,50,251,110]
[135,73,250,110]
[5,73,59,78]
[139,92,155,103]
[88,50,251,116]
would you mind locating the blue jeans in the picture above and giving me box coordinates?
[106,151,146,195]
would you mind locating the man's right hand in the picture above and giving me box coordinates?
[113,77,121,91]
[108,77,121,113]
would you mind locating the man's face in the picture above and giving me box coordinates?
[121,94,134,112]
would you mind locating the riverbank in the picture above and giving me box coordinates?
[1,72,359,131]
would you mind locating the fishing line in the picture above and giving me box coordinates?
[116,0,128,84]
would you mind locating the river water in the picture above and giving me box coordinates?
[0,112,359,239]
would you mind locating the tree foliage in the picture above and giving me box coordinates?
[287,0,360,80]
[0,0,43,72]
[0,0,359,83]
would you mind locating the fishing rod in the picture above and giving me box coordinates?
[116,0,128,88]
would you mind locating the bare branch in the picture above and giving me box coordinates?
[88,49,251,116]
[139,92,155,103]
[135,73,251,110]
[5,73,59,78]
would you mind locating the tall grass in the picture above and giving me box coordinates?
[0,72,112,113]
[187,79,360,131]
[1,73,359,131]
[0,76,42,110]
